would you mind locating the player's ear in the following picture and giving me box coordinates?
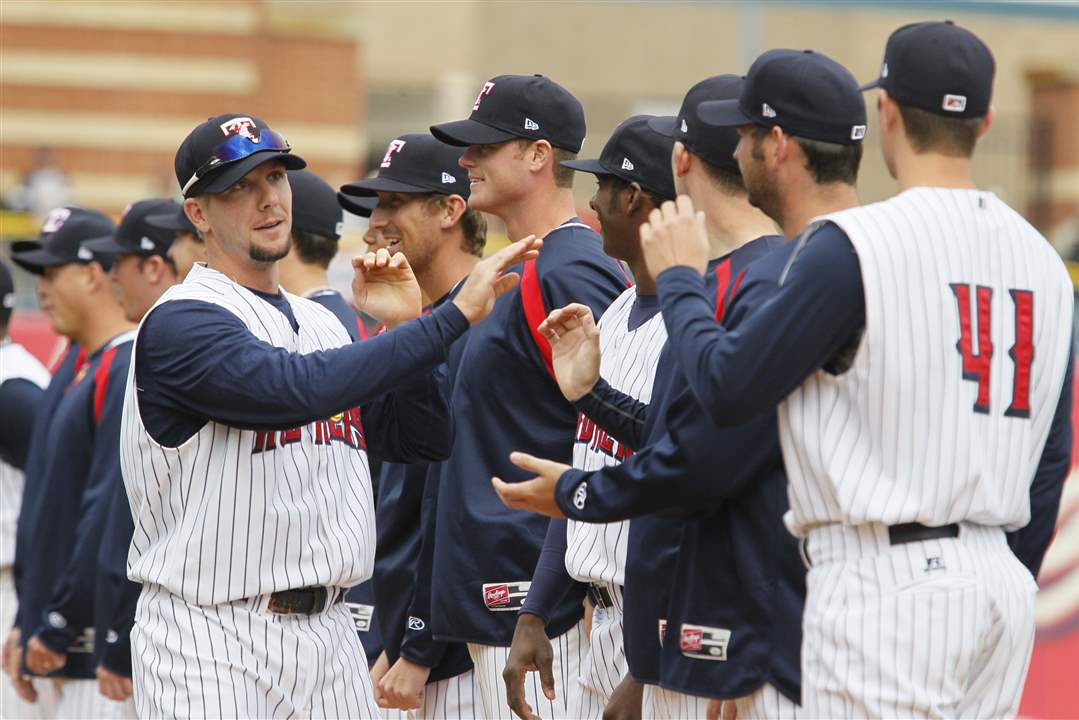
[671,142,691,179]
[440,195,467,229]
[623,182,644,215]
[770,126,788,168]
[529,140,553,176]
[184,197,212,238]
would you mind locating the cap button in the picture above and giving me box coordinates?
[944,19,954,24]
[803,49,813,54]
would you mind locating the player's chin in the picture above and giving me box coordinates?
[248,232,292,264]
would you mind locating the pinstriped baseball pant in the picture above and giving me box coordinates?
[801,523,1035,719]
[569,589,627,720]
[642,683,708,719]
[131,583,382,719]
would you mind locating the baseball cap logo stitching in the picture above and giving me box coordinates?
[219,117,259,141]
[380,139,407,168]
[942,94,967,112]
[881,62,889,78]
[140,237,156,251]
[473,81,495,111]
[441,172,456,184]
[524,118,540,131]
[680,118,688,133]
[77,247,93,261]
[621,158,635,171]
[851,125,867,140]
[41,207,71,234]
[761,103,777,119]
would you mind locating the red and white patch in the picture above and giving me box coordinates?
[380,139,407,168]
[484,584,510,607]
[680,627,703,652]
[41,207,72,234]
[942,94,967,113]
[220,116,260,141]
[473,81,495,111]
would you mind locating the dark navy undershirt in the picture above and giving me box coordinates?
[626,293,660,331]
[135,287,467,447]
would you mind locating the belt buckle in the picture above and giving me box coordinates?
[267,586,329,615]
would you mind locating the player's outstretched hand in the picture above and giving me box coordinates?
[351,248,423,330]
[25,635,65,676]
[378,656,429,710]
[602,674,643,720]
[503,613,556,720]
[453,235,543,324]
[96,665,133,702]
[492,452,568,518]
[640,195,709,278]
[540,304,601,401]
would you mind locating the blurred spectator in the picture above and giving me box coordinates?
[9,148,72,221]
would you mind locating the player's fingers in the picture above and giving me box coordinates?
[647,207,663,230]
[503,665,537,720]
[537,320,559,343]
[389,251,409,270]
[12,674,38,703]
[537,645,557,701]
[375,247,391,267]
[676,194,696,218]
[492,272,521,299]
[491,477,523,508]
[509,451,562,478]
[493,235,542,272]
[660,198,679,223]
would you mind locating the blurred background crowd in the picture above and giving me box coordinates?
[1,1,1077,716]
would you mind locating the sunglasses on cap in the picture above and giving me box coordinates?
[181,128,292,195]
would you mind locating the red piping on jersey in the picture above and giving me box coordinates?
[521,259,556,379]
[92,347,118,424]
[356,316,369,340]
[69,346,88,376]
[713,261,747,322]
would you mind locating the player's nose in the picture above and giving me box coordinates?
[459,148,477,169]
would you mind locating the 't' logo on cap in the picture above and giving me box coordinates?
[380,139,407,168]
[473,81,495,111]
[220,117,259,141]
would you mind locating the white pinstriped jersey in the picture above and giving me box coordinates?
[780,187,1073,537]
[0,341,50,569]
[120,264,375,605]
[565,288,667,585]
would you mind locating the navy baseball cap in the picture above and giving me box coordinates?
[341,134,469,199]
[431,75,587,153]
[82,198,178,258]
[289,170,343,240]
[175,113,306,198]
[698,49,867,145]
[562,115,676,201]
[861,21,994,118]
[146,205,198,236]
[649,75,744,173]
[11,207,117,275]
[0,260,14,321]
[338,193,376,218]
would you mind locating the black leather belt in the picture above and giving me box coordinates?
[587,584,617,610]
[267,586,342,615]
[888,522,959,545]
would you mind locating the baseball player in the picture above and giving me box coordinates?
[121,113,538,718]
[495,76,793,720]
[9,206,138,719]
[500,114,676,720]
[0,259,53,719]
[639,27,1073,717]
[426,74,629,720]
[340,132,485,719]
[145,203,205,280]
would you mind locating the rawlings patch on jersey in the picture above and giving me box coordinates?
[482,581,531,611]
[679,622,731,661]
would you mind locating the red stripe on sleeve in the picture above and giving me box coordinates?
[520,259,556,379]
[713,259,733,322]
[92,347,118,424]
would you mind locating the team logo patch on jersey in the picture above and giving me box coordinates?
[345,602,374,632]
[482,580,531,611]
[576,413,634,461]
[220,116,259,141]
[252,407,366,454]
[407,616,426,630]
[473,81,495,111]
[942,94,967,113]
[381,139,407,168]
[679,623,731,661]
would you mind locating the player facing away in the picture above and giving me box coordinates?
[640,26,1073,718]
[0,260,52,719]
[342,132,486,719]
[121,113,538,719]
[428,75,629,719]
[10,207,138,719]
[500,114,677,720]
[82,198,181,707]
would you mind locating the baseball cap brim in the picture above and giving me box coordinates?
[430,118,519,147]
[338,193,376,218]
[560,158,610,176]
[146,210,194,233]
[10,245,70,275]
[647,116,679,138]
[859,78,883,92]
[193,151,306,196]
[81,235,127,256]
[340,176,437,197]
[696,99,754,128]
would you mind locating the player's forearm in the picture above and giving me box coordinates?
[573,378,649,450]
